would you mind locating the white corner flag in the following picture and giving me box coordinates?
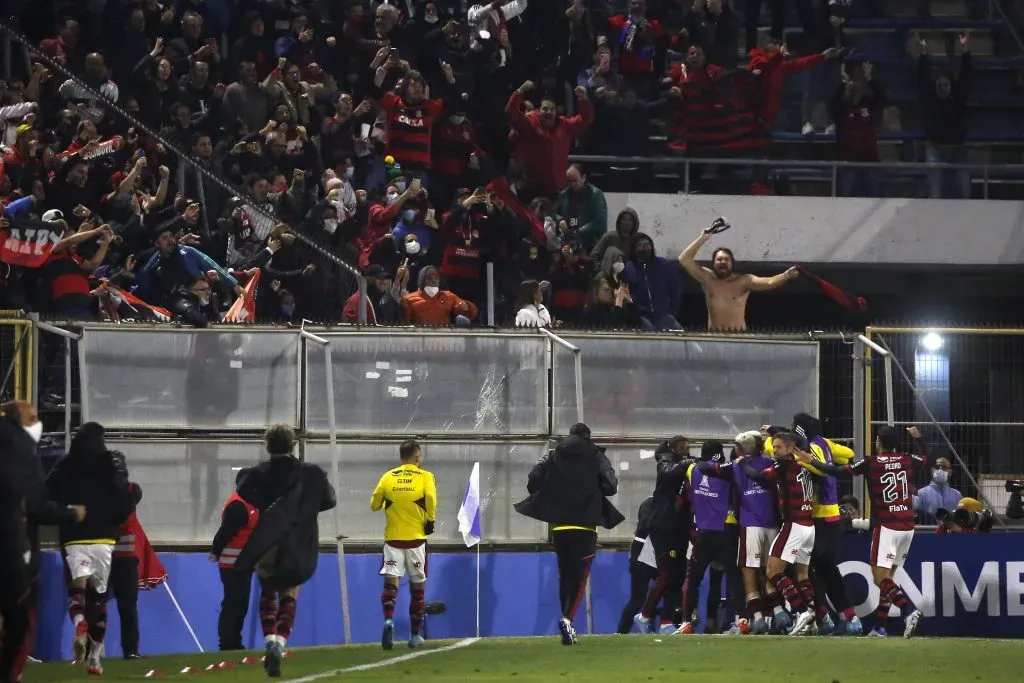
[457,462,482,547]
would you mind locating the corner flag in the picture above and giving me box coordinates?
[457,462,482,547]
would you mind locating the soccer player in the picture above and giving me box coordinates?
[632,436,693,634]
[370,440,438,650]
[730,431,786,634]
[230,425,337,678]
[46,422,135,675]
[674,440,744,635]
[514,423,624,645]
[618,497,658,634]
[794,425,925,638]
[765,415,862,635]
[742,431,820,636]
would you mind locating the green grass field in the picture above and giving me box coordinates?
[26,635,1024,682]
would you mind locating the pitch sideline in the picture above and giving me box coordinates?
[283,637,481,682]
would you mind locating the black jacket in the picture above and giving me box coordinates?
[514,435,624,529]
[648,441,694,536]
[0,417,43,599]
[233,457,337,589]
[46,446,134,547]
[634,496,655,539]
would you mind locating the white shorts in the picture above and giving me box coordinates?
[739,526,779,568]
[380,543,428,583]
[769,523,815,566]
[64,544,113,594]
[871,526,914,570]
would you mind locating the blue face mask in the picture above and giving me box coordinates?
[402,209,416,222]
[343,167,355,179]
[386,193,399,205]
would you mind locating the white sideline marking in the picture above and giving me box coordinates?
[284,637,481,682]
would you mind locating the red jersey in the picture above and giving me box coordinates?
[850,452,924,531]
[758,458,814,526]
[378,92,444,170]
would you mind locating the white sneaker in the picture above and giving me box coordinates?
[903,610,922,638]
[789,610,816,636]
[673,621,694,635]
[824,123,837,135]
[801,122,816,135]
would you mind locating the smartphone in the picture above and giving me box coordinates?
[389,47,399,59]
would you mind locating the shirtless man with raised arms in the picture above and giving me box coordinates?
[678,219,799,330]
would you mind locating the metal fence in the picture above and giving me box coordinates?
[0,313,33,403]
[58,324,841,544]
[864,327,1024,508]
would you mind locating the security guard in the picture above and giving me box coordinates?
[209,469,260,651]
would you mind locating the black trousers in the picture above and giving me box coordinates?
[617,540,659,633]
[552,529,597,622]
[218,568,253,651]
[0,562,31,683]
[641,530,687,624]
[110,557,139,656]
[681,529,744,624]
[811,519,851,613]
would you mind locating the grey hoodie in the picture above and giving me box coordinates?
[600,245,626,285]
[590,208,639,262]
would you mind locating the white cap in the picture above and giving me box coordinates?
[41,209,64,222]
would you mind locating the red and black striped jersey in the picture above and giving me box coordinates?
[756,458,814,526]
[378,93,444,171]
[852,453,924,531]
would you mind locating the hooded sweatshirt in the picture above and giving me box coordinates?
[622,232,680,321]
[46,422,134,546]
[590,208,639,262]
[600,245,627,287]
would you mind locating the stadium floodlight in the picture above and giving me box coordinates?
[921,332,943,352]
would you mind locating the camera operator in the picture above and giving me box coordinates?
[936,497,994,534]
[1005,480,1024,520]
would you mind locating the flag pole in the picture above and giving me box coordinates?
[163,582,204,652]
[475,542,480,639]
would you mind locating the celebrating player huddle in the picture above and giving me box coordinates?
[630,417,925,639]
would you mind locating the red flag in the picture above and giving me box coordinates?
[122,513,167,590]
[222,269,261,323]
[796,266,868,311]
[1,223,63,267]
[99,280,172,322]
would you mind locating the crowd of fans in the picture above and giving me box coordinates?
[0,0,976,326]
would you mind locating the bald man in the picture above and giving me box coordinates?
[0,401,85,683]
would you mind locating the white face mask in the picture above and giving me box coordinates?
[406,240,421,254]
[324,218,339,234]
[449,115,466,125]
[197,295,210,306]
[23,421,42,444]
[932,469,949,485]
[425,14,439,24]
[612,261,625,274]
[423,285,439,297]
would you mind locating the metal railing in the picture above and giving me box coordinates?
[569,154,1024,199]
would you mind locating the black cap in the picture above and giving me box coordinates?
[365,264,386,278]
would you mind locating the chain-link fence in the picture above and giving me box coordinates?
[865,326,1024,523]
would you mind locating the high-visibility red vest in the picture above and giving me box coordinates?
[218,493,259,569]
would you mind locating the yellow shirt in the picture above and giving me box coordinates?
[370,463,437,543]
[763,436,853,519]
